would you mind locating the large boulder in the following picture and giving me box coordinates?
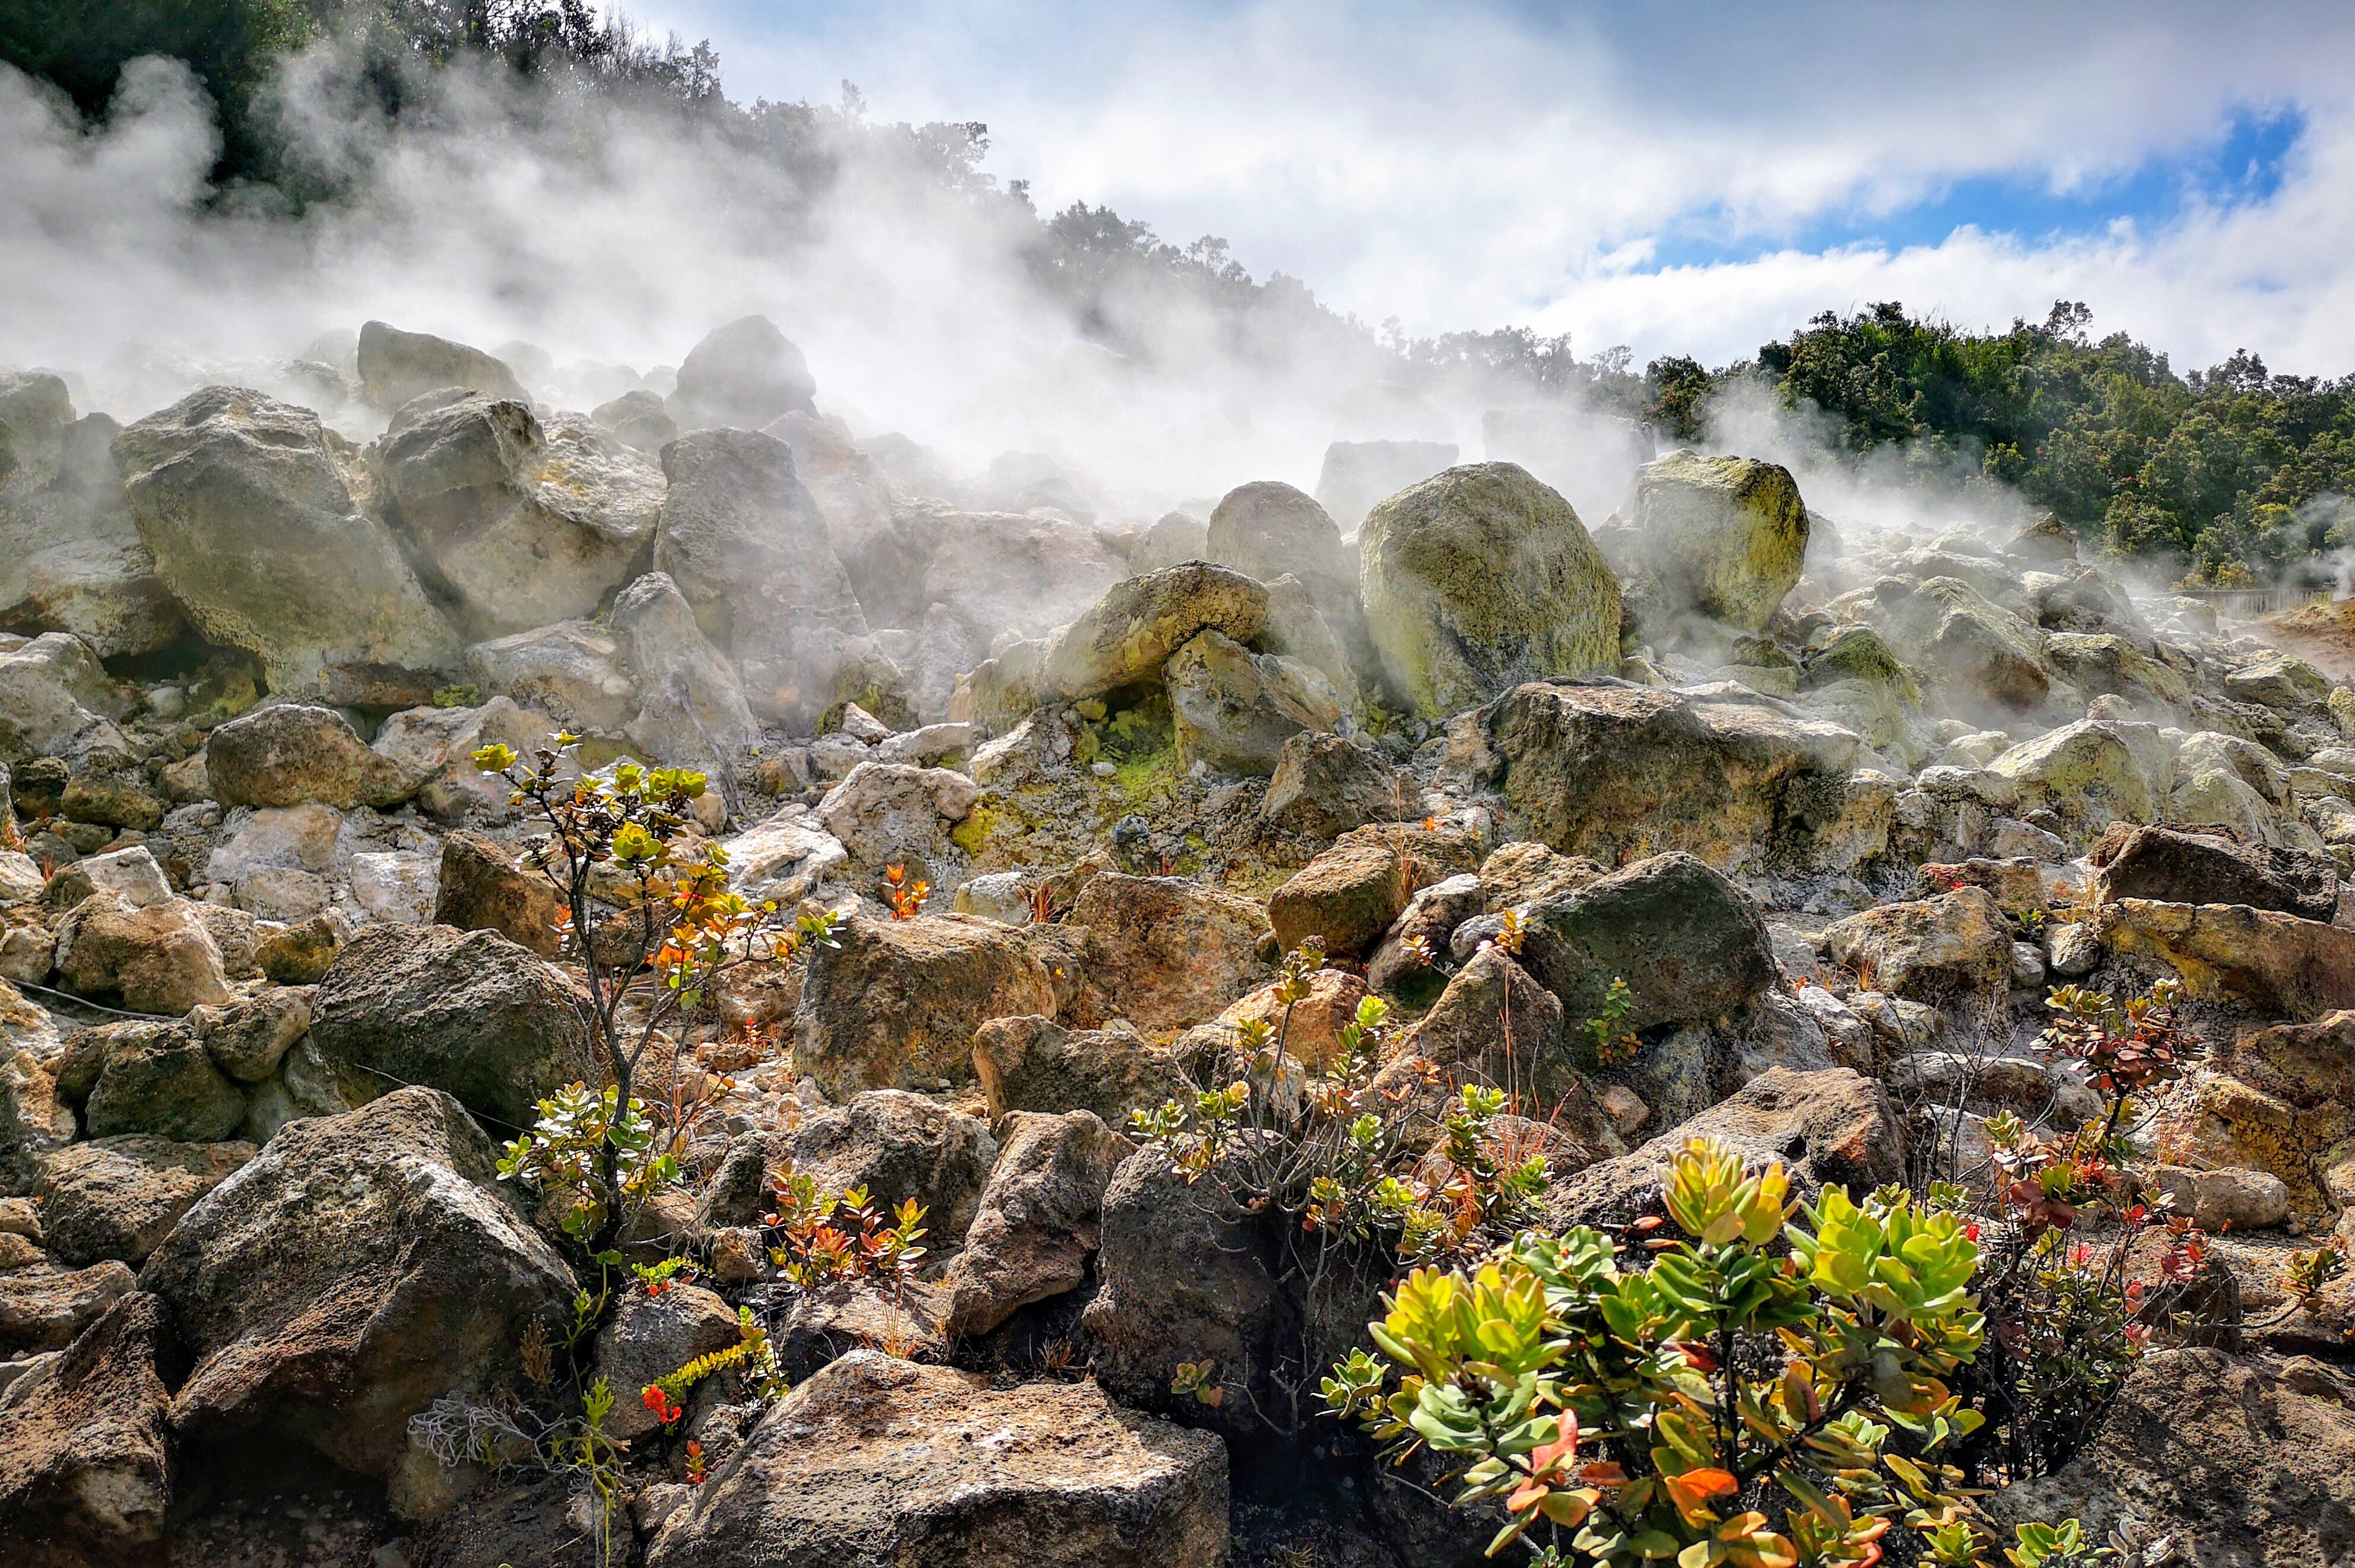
[378,392,663,639]
[1267,839,1410,959]
[1468,681,1874,874]
[430,830,569,958]
[654,428,883,729]
[1033,563,1269,706]
[666,316,817,431]
[113,387,461,699]
[610,569,763,777]
[794,915,1056,1098]
[643,1351,1227,1568]
[1261,731,1401,839]
[309,924,596,1130]
[1358,463,1621,718]
[941,1110,1132,1337]
[58,1020,246,1142]
[1516,852,1777,1032]
[1081,1147,1288,1426]
[205,703,424,810]
[1061,874,1271,1033]
[1987,718,2166,834]
[137,1088,577,1484]
[1989,1350,2355,1566]
[1205,480,1375,685]
[0,1291,179,1561]
[1164,629,1341,777]
[356,320,526,410]
[2095,899,2355,1023]
[2089,823,2337,920]
[1629,452,1808,631]
[1859,576,2050,714]
[0,379,184,660]
[773,1090,999,1240]
[464,619,638,735]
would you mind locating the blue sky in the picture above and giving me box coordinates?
[624,0,2355,372]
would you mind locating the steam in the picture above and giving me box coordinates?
[0,45,1463,515]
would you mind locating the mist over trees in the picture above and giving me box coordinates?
[7,0,2354,585]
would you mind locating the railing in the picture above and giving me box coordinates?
[2174,584,2338,618]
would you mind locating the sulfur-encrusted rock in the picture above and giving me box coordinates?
[1629,452,1808,631]
[1358,463,1621,718]
[2095,899,2355,1023]
[1033,562,1270,706]
[794,916,1055,1098]
[1164,629,1341,777]
[1862,576,2050,714]
[644,1350,1227,1568]
[1988,718,2166,834]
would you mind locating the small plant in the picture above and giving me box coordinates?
[1583,976,1637,1068]
[431,683,482,707]
[498,1084,679,1243]
[1171,1358,1224,1407]
[883,862,932,919]
[633,1256,696,1296]
[761,1170,928,1287]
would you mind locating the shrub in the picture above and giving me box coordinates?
[1322,1136,1995,1564]
[475,736,840,1255]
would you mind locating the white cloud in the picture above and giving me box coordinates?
[636,0,2355,370]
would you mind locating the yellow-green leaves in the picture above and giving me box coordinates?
[1665,1137,1792,1248]
[471,741,518,773]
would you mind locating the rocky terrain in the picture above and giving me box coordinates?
[3,316,2354,1567]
